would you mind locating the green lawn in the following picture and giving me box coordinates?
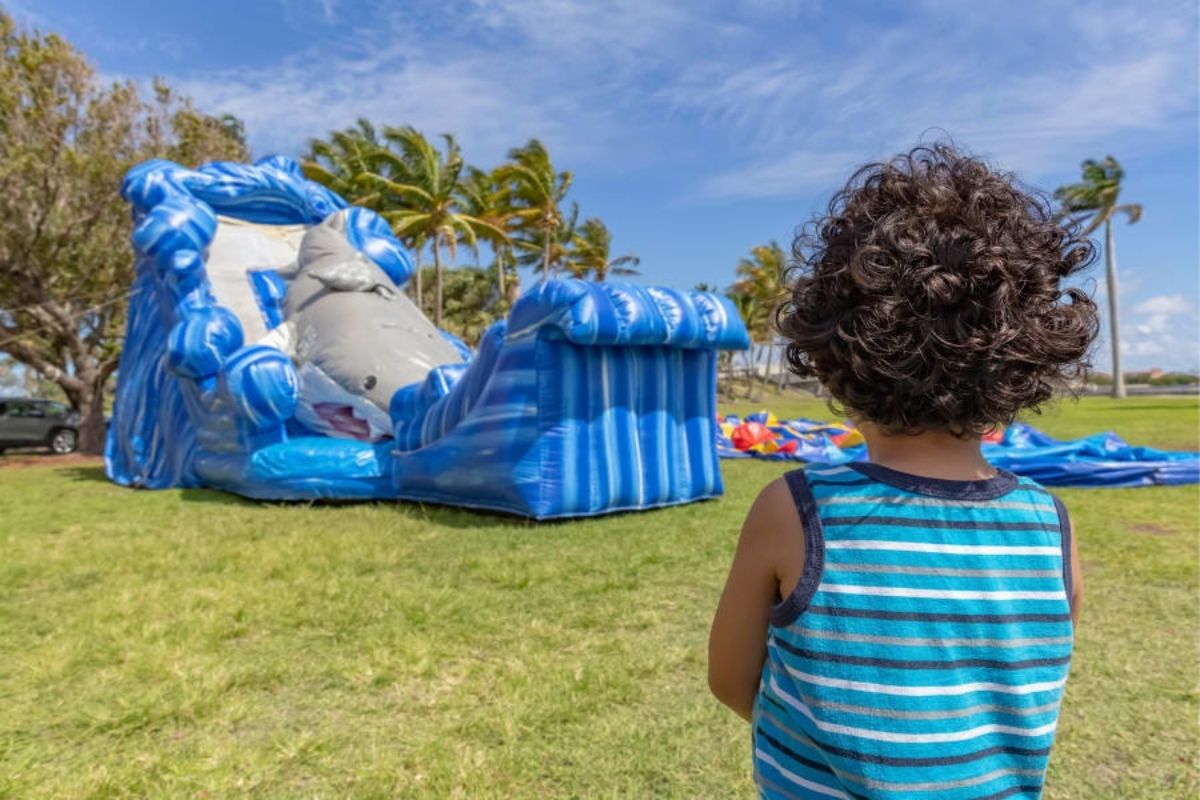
[0,396,1196,798]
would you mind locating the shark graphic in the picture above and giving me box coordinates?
[262,211,462,440]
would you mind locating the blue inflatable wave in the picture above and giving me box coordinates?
[105,157,751,517]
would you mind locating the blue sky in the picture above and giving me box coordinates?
[11,0,1199,371]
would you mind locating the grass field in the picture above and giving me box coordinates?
[1,396,1197,798]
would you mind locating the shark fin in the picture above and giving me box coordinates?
[308,259,381,293]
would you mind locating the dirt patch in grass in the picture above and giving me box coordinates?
[1127,522,1176,537]
[0,452,103,470]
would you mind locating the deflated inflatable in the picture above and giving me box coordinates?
[718,413,1200,488]
[104,156,750,518]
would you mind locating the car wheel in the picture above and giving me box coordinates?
[50,429,77,454]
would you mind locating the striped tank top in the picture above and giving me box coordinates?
[753,462,1074,800]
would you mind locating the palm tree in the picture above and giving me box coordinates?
[1056,156,1142,398]
[731,241,789,397]
[304,120,435,306]
[457,166,517,302]
[498,139,573,283]
[358,127,505,328]
[301,118,381,204]
[567,218,640,281]
[513,201,580,282]
[728,291,769,400]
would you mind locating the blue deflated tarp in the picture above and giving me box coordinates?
[981,422,1199,487]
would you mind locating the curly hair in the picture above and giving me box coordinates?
[776,143,1099,437]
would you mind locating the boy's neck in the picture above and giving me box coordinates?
[858,422,996,481]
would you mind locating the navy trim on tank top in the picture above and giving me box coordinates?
[848,461,1019,500]
[1052,494,1074,603]
[770,470,825,627]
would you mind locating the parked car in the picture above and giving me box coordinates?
[0,398,80,454]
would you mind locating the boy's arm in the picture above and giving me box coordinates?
[1069,520,1082,626]
[708,478,802,722]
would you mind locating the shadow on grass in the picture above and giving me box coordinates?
[59,465,109,483]
[60,466,261,508]
[55,462,661,530]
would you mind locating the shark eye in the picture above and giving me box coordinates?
[362,375,377,391]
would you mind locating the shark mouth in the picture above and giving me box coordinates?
[289,361,393,442]
[312,402,377,441]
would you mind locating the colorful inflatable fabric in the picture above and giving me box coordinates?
[105,156,750,518]
[717,414,1199,487]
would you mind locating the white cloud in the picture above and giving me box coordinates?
[109,0,1194,202]
[1114,291,1200,372]
[677,0,1197,197]
[154,0,735,166]
[1134,294,1194,316]
[698,148,861,199]
[167,24,577,164]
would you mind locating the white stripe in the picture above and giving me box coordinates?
[793,627,1075,648]
[600,351,619,503]
[755,749,850,799]
[770,676,1059,743]
[821,584,1066,601]
[784,666,1069,697]
[820,495,1051,512]
[626,352,645,507]
[826,540,1061,556]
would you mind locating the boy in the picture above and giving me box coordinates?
[709,143,1096,799]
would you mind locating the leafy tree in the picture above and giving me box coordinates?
[513,201,580,280]
[301,120,440,306]
[730,241,787,338]
[0,355,67,402]
[1056,156,1142,399]
[499,139,573,283]
[0,13,248,453]
[158,87,249,166]
[457,166,518,303]
[431,265,508,346]
[357,127,503,328]
[567,218,640,281]
[301,118,381,203]
[728,242,788,399]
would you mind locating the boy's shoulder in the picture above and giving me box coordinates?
[740,475,806,558]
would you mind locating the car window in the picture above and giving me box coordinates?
[0,401,6,416]
[46,402,68,416]
[8,402,44,418]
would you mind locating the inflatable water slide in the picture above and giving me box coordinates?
[104,156,750,519]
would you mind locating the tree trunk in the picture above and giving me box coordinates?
[413,247,424,312]
[762,338,775,398]
[1105,219,1125,399]
[776,340,787,392]
[747,345,761,401]
[434,235,444,329]
[61,370,109,455]
[542,229,552,284]
[496,247,506,300]
[78,392,107,455]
